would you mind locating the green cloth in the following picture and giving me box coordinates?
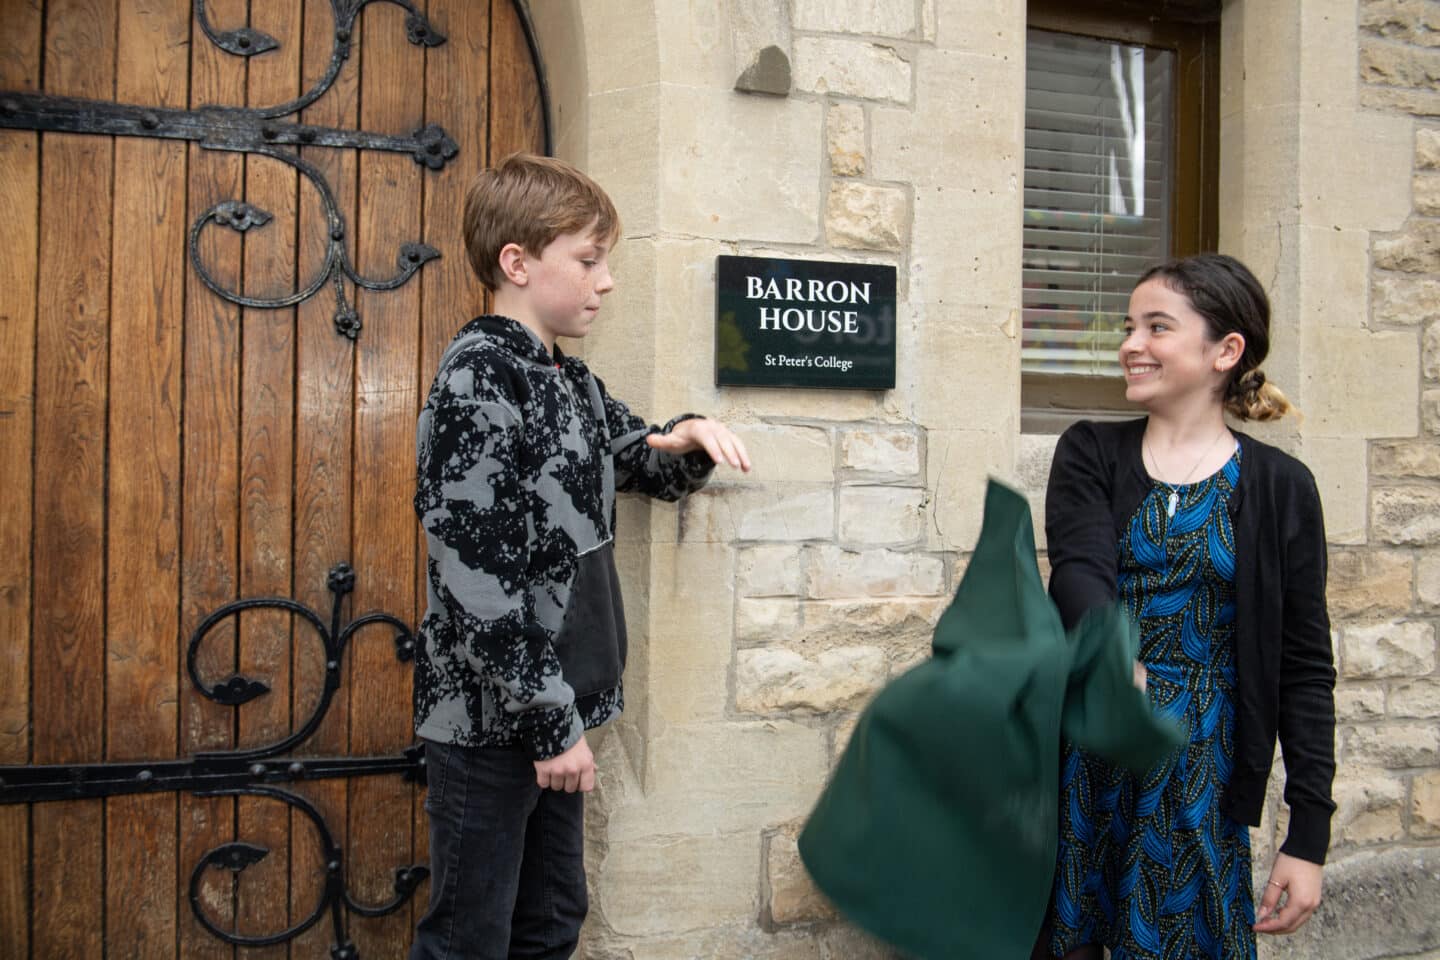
[798,480,1183,959]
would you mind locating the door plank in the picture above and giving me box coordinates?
[178,0,247,954]
[351,2,425,953]
[288,0,361,950]
[489,0,547,160]
[236,0,302,953]
[31,0,117,955]
[0,1,41,955]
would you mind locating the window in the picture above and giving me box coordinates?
[1021,0,1219,429]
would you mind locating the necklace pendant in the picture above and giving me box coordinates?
[1166,490,1178,518]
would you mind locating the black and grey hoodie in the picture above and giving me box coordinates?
[413,316,713,759]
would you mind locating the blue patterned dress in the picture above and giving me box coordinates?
[1048,447,1256,960]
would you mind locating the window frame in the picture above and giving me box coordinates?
[1021,0,1220,431]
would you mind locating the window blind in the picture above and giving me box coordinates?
[1022,29,1173,377]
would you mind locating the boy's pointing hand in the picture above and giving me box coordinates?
[647,417,752,472]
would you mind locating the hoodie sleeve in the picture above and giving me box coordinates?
[593,374,714,500]
[415,354,582,759]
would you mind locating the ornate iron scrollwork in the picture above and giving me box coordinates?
[0,562,428,958]
[0,0,458,340]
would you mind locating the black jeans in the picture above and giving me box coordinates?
[410,740,587,960]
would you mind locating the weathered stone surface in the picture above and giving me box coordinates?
[826,181,908,252]
[730,424,834,485]
[1345,722,1440,768]
[737,597,802,644]
[735,646,888,713]
[1340,620,1436,679]
[792,37,913,103]
[1362,0,1440,46]
[1333,774,1408,845]
[1414,770,1440,837]
[1305,328,1417,438]
[831,711,860,762]
[596,832,761,937]
[1361,81,1440,116]
[1327,550,1414,617]
[646,543,739,725]
[1420,126,1440,168]
[609,927,826,960]
[794,596,945,650]
[1391,678,1440,718]
[1373,440,1440,478]
[1374,486,1440,544]
[836,486,926,546]
[804,545,944,598]
[1375,221,1440,273]
[818,925,909,958]
[1372,269,1440,326]
[764,828,838,925]
[1420,553,1440,608]
[1363,37,1440,87]
[1302,436,1369,547]
[839,426,920,477]
[1269,846,1440,959]
[1419,174,1440,217]
[1336,683,1387,722]
[737,545,804,598]
[828,102,866,176]
[680,486,834,543]
[792,0,917,37]
[735,44,791,96]
[1427,390,1440,434]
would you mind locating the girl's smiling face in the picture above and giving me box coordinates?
[1119,278,1241,411]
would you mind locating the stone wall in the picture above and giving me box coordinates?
[514,0,1440,956]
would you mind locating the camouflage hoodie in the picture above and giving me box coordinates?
[413,316,713,759]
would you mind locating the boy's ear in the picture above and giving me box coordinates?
[498,242,529,286]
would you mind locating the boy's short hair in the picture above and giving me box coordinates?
[463,152,621,291]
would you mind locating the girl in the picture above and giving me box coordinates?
[1035,254,1336,959]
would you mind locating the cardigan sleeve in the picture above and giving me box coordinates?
[1275,468,1338,864]
[1045,421,1121,631]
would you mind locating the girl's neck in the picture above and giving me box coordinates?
[1142,396,1229,450]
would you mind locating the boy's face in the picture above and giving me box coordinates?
[521,222,614,342]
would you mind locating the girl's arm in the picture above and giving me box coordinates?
[1045,421,1120,629]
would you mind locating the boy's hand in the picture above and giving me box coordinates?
[646,417,752,471]
[534,735,596,793]
[1253,852,1323,934]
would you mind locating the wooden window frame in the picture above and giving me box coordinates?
[1022,0,1220,432]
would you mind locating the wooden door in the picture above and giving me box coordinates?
[0,0,544,956]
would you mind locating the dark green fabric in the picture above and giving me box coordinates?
[798,480,1183,959]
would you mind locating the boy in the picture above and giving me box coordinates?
[410,152,750,959]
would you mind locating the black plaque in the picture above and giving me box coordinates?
[715,255,896,390]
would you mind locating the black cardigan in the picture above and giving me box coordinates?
[1045,418,1337,864]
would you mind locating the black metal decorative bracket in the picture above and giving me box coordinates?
[0,562,428,959]
[0,0,457,341]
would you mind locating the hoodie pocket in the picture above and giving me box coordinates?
[551,541,627,698]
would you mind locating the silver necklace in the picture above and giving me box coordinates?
[1144,429,1229,518]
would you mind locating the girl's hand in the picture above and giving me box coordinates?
[1253,852,1323,934]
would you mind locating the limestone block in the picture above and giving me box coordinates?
[653,1,742,90]
[1427,389,1440,434]
[1375,220,1440,273]
[1372,269,1440,326]
[1414,770,1440,837]
[792,0,917,37]
[679,485,834,543]
[1335,683,1387,721]
[1271,846,1440,959]
[837,486,926,545]
[647,542,737,724]
[1344,722,1440,767]
[736,597,802,644]
[735,645,888,713]
[818,924,911,958]
[792,37,913,103]
[1302,329,1418,437]
[1373,440,1440,477]
[796,596,946,649]
[588,86,663,238]
[925,428,1015,551]
[617,927,826,960]
[597,831,761,936]
[1234,1,1302,113]
[1017,433,1058,551]
[1299,113,1412,231]
[1362,0,1440,46]
[1390,678,1440,717]
[764,828,839,925]
[828,102,867,176]
[1419,174,1440,219]
[928,0,1024,58]
[1373,485,1440,545]
[912,321,1019,433]
[737,544,804,597]
[1359,82,1440,115]
[804,545,944,598]
[581,2,662,95]
[1361,37,1440,88]
[1427,322,1440,380]
[1420,126,1440,168]
[1332,774,1407,845]
[726,424,834,486]
[1298,226,1370,328]
[1298,0,1363,110]
[1339,620,1436,678]
[658,86,823,242]
[604,721,828,842]
[839,425,920,478]
[827,181,909,252]
[1420,552,1440,608]
[831,711,861,762]
[1326,549,1414,617]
